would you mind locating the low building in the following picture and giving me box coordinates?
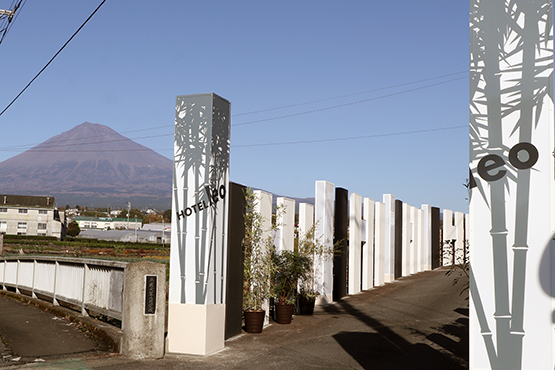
[141,222,170,232]
[80,229,170,244]
[0,194,64,238]
[74,216,142,230]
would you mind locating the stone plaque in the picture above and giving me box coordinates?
[145,275,157,315]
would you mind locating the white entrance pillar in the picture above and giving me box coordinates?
[470,1,555,368]
[402,203,411,276]
[362,198,375,290]
[298,203,314,237]
[315,181,334,304]
[276,197,295,252]
[348,193,362,294]
[421,204,432,271]
[454,212,464,265]
[442,209,454,266]
[383,194,395,282]
[374,201,386,286]
[254,190,272,325]
[168,93,230,355]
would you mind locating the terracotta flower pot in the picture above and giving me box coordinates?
[274,304,295,324]
[244,310,265,333]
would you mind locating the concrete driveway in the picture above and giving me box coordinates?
[1,267,468,369]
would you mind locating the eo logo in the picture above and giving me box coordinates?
[476,142,538,183]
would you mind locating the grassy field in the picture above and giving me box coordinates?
[1,235,170,264]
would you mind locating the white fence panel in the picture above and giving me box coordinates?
[35,262,56,294]
[17,261,34,289]
[85,265,112,310]
[56,263,84,304]
[4,261,17,285]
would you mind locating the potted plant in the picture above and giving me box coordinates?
[296,223,334,315]
[272,249,310,324]
[242,189,275,333]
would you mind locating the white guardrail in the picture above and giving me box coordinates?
[0,256,127,321]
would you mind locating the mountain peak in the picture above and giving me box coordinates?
[0,122,172,208]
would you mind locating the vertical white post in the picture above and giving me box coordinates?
[454,212,464,265]
[409,206,417,275]
[315,181,334,305]
[298,203,314,238]
[402,203,411,276]
[254,191,273,242]
[421,205,432,271]
[276,197,295,252]
[465,213,470,263]
[254,190,272,325]
[442,209,454,266]
[349,193,362,294]
[168,93,230,356]
[362,198,375,290]
[298,203,315,294]
[383,194,395,283]
[374,202,386,286]
[416,209,424,273]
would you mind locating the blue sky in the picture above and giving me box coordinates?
[0,0,469,213]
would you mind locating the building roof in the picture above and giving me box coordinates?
[75,216,142,222]
[0,194,56,209]
[80,229,169,242]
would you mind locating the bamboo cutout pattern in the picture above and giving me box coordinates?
[470,1,553,368]
[173,95,230,305]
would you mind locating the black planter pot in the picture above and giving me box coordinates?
[244,310,265,333]
[274,304,295,324]
[299,295,316,315]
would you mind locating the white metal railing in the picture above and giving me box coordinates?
[0,256,127,321]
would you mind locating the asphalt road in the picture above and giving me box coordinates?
[0,267,468,369]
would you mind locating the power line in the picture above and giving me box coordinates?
[232,76,467,127]
[232,125,468,148]
[0,71,468,153]
[23,133,172,151]
[0,0,107,118]
[233,71,468,117]
[15,125,468,152]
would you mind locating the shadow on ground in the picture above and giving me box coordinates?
[327,300,468,370]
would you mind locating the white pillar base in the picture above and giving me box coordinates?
[166,303,225,355]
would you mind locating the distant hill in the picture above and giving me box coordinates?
[0,122,172,209]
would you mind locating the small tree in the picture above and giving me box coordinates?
[128,208,143,220]
[297,223,334,299]
[242,189,282,312]
[163,209,172,223]
[272,250,310,305]
[67,221,81,237]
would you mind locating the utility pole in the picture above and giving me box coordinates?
[0,2,22,45]
[127,202,131,229]
[0,8,15,20]
[161,214,165,248]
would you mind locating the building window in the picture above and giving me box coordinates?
[0,221,6,230]
[38,223,47,230]
[18,209,27,214]
[38,210,48,215]
[17,232,26,235]
[0,208,6,213]
[17,222,27,229]
[37,232,47,236]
